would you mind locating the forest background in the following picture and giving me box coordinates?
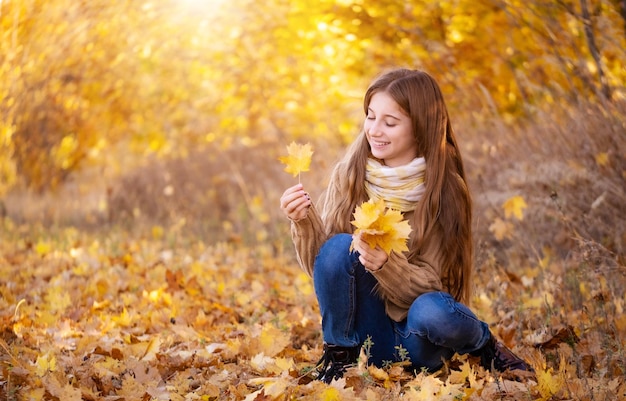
[1,0,625,400]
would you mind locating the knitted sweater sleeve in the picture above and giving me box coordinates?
[289,161,351,277]
[289,204,327,277]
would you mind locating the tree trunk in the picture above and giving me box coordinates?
[580,0,611,99]
[621,0,626,38]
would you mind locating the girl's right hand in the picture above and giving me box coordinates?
[279,183,311,221]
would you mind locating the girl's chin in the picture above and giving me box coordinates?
[370,148,389,159]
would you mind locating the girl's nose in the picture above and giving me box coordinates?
[368,120,382,136]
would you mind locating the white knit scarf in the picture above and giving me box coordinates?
[364,157,426,212]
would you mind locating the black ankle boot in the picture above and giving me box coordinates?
[473,334,534,373]
[315,344,360,384]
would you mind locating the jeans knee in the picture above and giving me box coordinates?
[407,292,452,332]
[314,234,354,279]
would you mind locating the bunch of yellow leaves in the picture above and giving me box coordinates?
[278,142,313,182]
[350,198,412,255]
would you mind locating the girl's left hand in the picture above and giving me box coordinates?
[352,233,388,272]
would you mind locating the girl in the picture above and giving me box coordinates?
[280,68,533,383]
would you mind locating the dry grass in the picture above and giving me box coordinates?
[464,98,626,394]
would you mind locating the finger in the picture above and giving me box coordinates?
[284,183,303,194]
[355,235,376,251]
[280,184,304,201]
[284,194,309,213]
[352,236,365,254]
[355,238,375,258]
[291,200,311,215]
[358,254,368,267]
[292,206,311,220]
[284,197,311,220]
[359,254,378,271]
[281,190,308,210]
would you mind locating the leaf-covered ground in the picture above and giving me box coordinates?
[1,218,624,400]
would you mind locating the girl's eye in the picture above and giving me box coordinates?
[386,123,396,127]
[366,115,375,120]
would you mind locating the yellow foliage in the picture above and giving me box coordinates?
[1,130,625,401]
[295,271,314,295]
[35,352,57,377]
[503,195,527,221]
[45,285,72,315]
[448,359,478,387]
[53,135,79,170]
[152,225,164,240]
[258,325,291,357]
[368,365,389,381]
[351,198,412,255]
[44,374,83,401]
[245,376,290,400]
[250,195,271,224]
[404,374,451,400]
[118,376,147,400]
[0,123,16,197]
[536,367,565,400]
[250,353,275,373]
[140,337,161,361]
[320,387,341,401]
[35,240,52,256]
[595,152,609,167]
[144,288,172,307]
[112,307,133,327]
[278,142,314,179]
[24,388,46,401]
[273,357,295,373]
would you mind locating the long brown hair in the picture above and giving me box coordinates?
[321,68,472,303]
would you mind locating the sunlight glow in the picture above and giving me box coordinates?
[178,0,226,10]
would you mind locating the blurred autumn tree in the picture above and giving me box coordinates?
[0,0,624,195]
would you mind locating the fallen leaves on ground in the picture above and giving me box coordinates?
[1,219,624,400]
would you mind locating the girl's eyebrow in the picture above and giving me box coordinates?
[367,107,401,120]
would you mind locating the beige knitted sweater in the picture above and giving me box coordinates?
[290,199,449,322]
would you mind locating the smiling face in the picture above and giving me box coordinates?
[364,91,418,167]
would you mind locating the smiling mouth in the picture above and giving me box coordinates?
[372,141,390,147]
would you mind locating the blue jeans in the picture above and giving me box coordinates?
[313,234,491,371]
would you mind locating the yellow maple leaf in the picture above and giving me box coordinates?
[352,197,383,228]
[250,353,274,373]
[44,374,82,401]
[112,307,132,327]
[447,359,473,385]
[536,367,564,400]
[320,387,341,401]
[503,195,527,221]
[278,142,313,179]
[151,225,164,240]
[271,357,295,374]
[34,240,52,256]
[246,376,290,400]
[351,198,412,255]
[595,152,609,167]
[257,325,291,357]
[44,285,72,315]
[36,352,57,377]
[404,374,444,400]
[140,337,161,361]
[368,364,389,381]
